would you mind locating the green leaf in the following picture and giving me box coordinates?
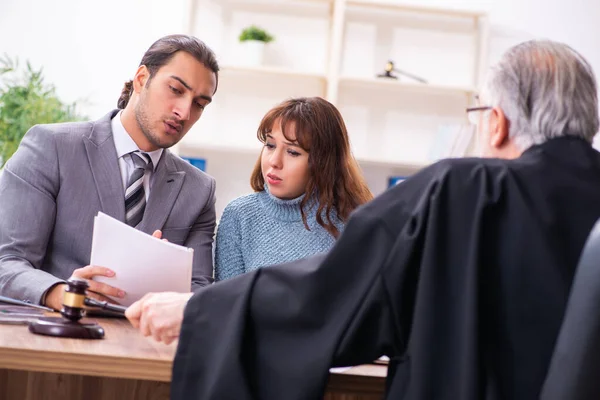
[239,25,275,43]
[0,56,85,167]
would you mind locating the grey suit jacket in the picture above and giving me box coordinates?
[0,110,216,304]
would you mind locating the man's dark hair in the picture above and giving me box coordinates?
[117,34,219,109]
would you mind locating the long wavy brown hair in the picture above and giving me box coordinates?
[250,97,373,238]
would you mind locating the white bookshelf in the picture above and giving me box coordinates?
[338,76,476,96]
[179,0,489,218]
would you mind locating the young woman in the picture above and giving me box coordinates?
[214,97,373,281]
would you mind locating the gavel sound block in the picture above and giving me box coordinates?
[28,278,127,339]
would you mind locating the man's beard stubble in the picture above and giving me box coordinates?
[134,95,177,150]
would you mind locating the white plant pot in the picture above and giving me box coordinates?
[238,40,266,67]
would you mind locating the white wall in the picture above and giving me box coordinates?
[0,0,188,120]
[391,0,600,73]
[491,0,600,70]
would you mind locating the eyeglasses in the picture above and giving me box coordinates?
[466,106,492,125]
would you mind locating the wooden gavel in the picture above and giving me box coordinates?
[28,278,126,339]
[61,278,127,321]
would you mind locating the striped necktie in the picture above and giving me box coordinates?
[125,151,152,227]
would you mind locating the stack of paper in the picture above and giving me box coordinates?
[90,212,194,307]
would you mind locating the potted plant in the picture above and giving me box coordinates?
[238,25,275,67]
[0,55,82,168]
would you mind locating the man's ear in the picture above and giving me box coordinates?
[489,106,509,149]
[132,65,150,93]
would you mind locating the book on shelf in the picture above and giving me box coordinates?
[388,176,407,188]
[181,156,207,172]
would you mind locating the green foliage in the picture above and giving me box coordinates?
[239,25,275,43]
[0,54,83,167]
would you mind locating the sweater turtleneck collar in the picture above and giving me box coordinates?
[257,185,315,222]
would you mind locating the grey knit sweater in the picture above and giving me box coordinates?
[214,188,344,281]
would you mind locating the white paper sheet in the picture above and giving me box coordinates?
[90,212,193,307]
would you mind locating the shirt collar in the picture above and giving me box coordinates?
[111,111,163,170]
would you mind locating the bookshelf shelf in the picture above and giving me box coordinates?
[179,142,262,158]
[180,140,430,171]
[338,76,476,97]
[356,156,428,172]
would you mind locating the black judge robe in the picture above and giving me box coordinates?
[172,137,600,400]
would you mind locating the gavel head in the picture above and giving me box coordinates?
[385,60,394,72]
[61,278,89,322]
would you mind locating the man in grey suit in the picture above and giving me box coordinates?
[0,34,219,310]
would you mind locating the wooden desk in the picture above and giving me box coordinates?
[0,318,387,399]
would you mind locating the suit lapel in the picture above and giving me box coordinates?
[84,110,125,221]
[138,151,185,234]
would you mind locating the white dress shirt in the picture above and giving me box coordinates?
[111,111,163,200]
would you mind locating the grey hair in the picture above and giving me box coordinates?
[482,40,599,150]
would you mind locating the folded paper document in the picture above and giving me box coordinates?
[91,212,193,307]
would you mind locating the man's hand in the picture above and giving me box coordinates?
[44,265,124,310]
[152,229,169,242]
[125,292,193,345]
[70,265,125,303]
[44,232,167,310]
[44,283,67,310]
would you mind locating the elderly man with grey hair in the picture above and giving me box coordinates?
[127,40,600,400]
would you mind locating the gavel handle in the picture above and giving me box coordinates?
[84,298,127,315]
